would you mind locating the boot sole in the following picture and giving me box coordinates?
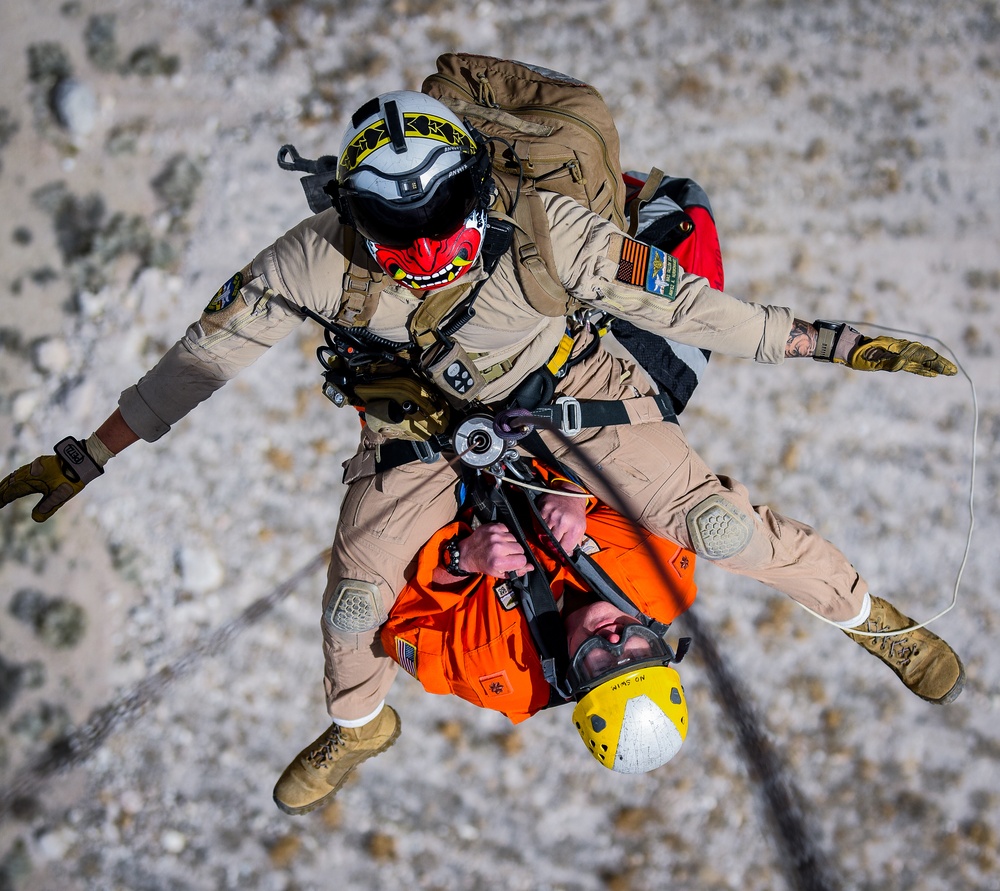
[273,717,402,816]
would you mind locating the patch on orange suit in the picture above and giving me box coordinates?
[479,670,513,698]
[394,636,417,678]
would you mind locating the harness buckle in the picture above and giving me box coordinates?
[411,440,441,464]
[555,396,582,435]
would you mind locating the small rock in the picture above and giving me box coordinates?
[0,838,32,885]
[0,108,19,149]
[36,826,77,862]
[119,789,143,815]
[161,829,186,854]
[177,545,225,594]
[11,390,42,425]
[51,78,97,138]
[121,44,181,78]
[32,337,72,375]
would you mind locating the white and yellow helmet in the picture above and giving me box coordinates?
[569,625,688,773]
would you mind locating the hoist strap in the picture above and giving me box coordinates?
[529,391,677,436]
[372,435,449,473]
[475,473,574,702]
[523,485,671,637]
[369,391,677,474]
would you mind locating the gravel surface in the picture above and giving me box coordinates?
[1,2,998,890]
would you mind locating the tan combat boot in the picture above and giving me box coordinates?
[845,597,965,704]
[273,706,401,815]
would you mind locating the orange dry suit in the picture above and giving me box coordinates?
[380,500,698,724]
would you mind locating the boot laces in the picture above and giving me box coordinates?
[306,725,346,768]
[863,618,920,667]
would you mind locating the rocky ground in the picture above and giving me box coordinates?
[1,1,998,890]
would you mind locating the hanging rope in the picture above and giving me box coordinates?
[0,550,330,818]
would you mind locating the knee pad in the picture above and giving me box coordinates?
[324,579,385,634]
[686,495,755,560]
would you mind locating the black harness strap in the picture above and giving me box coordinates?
[521,479,670,638]
[371,391,677,474]
[529,390,677,433]
[462,466,574,703]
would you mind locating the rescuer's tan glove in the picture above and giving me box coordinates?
[0,436,107,522]
[846,335,957,377]
[813,320,957,377]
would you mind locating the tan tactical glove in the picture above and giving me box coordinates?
[813,320,957,377]
[0,436,106,522]
[846,336,957,377]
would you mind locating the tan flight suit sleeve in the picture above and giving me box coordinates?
[119,209,347,442]
[541,192,794,364]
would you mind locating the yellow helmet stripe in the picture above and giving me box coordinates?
[340,113,475,173]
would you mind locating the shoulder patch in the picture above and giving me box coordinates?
[205,271,244,313]
[616,238,679,301]
[395,636,417,678]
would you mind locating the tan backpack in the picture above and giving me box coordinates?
[422,53,658,317]
[423,53,628,226]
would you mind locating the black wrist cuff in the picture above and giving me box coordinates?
[54,437,105,484]
[812,320,845,362]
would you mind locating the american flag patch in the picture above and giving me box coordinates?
[617,238,651,287]
[616,238,680,300]
[395,637,417,678]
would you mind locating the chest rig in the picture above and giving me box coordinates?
[274,52,698,445]
[279,141,598,443]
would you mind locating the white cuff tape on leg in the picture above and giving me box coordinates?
[332,701,385,728]
[834,591,872,629]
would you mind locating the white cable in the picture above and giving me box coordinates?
[796,322,978,638]
[497,475,593,498]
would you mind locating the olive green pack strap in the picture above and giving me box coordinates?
[336,226,386,328]
[626,167,666,237]
[508,184,577,318]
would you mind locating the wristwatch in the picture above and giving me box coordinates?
[443,536,475,578]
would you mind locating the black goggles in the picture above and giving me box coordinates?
[339,146,490,247]
[568,623,678,696]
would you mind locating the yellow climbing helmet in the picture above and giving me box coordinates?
[569,625,689,773]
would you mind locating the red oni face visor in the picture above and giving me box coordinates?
[366,210,486,291]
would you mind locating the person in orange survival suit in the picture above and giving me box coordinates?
[380,469,698,773]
